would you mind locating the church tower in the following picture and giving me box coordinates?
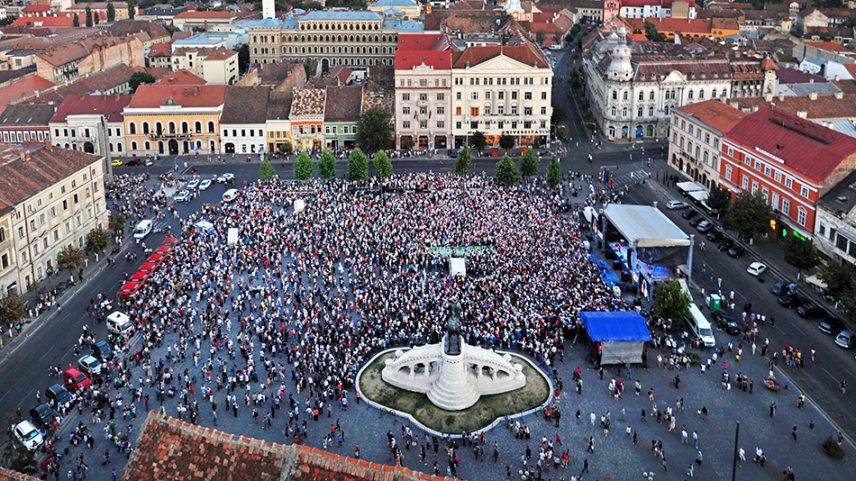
[603,0,620,23]
[262,0,275,19]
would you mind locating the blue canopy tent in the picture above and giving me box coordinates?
[580,311,652,365]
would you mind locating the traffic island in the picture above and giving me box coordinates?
[357,350,552,434]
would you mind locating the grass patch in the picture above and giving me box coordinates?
[359,352,550,433]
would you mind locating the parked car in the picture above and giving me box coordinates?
[706,230,723,242]
[746,261,767,276]
[727,245,746,258]
[835,330,854,349]
[777,292,807,308]
[818,317,845,335]
[174,190,190,203]
[45,384,73,408]
[199,179,212,191]
[796,302,826,319]
[666,200,689,210]
[689,217,703,227]
[216,173,235,183]
[78,354,103,376]
[771,281,798,296]
[681,209,698,220]
[29,403,58,431]
[697,220,714,233]
[718,239,734,252]
[186,179,200,191]
[712,312,741,335]
[13,420,44,451]
[63,367,90,391]
[90,340,114,361]
[144,158,154,166]
[125,158,141,166]
[111,159,123,167]
[222,188,239,202]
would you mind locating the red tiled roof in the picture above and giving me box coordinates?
[325,85,363,122]
[153,69,206,86]
[23,5,51,12]
[290,88,326,117]
[128,85,226,108]
[726,105,856,182]
[676,100,746,134]
[123,412,457,481]
[621,0,695,6]
[0,76,55,111]
[148,42,172,58]
[395,34,452,70]
[631,17,713,34]
[453,43,548,69]
[0,144,101,208]
[732,93,856,120]
[174,11,235,19]
[50,94,132,123]
[36,33,134,67]
[805,41,854,54]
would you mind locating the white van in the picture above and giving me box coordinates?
[687,304,715,347]
[106,311,133,337]
[133,220,153,242]
[222,189,239,202]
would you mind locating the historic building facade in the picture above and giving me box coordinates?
[248,11,423,69]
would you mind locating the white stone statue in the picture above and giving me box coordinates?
[381,302,526,411]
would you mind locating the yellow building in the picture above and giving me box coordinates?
[123,85,226,156]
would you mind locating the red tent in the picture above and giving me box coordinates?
[117,281,141,298]
[138,261,157,273]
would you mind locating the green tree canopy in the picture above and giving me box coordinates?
[400,136,414,151]
[499,134,515,151]
[495,154,519,187]
[346,148,369,181]
[294,151,314,180]
[108,212,126,235]
[725,192,771,241]
[58,245,84,272]
[128,0,136,19]
[372,150,393,179]
[454,145,473,176]
[356,108,393,153]
[318,150,336,180]
[85,7,93,27]
[783,235,818,273]
[520,148,539,178]
[818,260,856,299]
[471,131,487,152]
[706,185,731,212]
[653,279,691,321]
[129,72,156,93]
[259,157,276,181]
[107,1,116,22]
[73,13,80,26]
[85,227,110,253]
[644,21,666,42]
[0,294,25,328]
[546,154,561,188]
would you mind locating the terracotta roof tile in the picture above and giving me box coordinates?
[124,412,458,481]
[174,11,236,19]
[148,42,172,58]
[36,33,136,67]
[0,76,55,111]
[153,69,206,86]
[221,86,270,124]
[50,94,132,123]
[0,144,100,208]
[453,43,548,69]
[290,88,326,118]
[676,100,746,134]
[726,105,856,182]
[128,84,226,109]
[324,85,363,122]
[0,103,55,127]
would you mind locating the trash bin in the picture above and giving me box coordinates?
[709,294,722,313]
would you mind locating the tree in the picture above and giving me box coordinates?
[58,245,84,272]
[495,154,519,187]
[454,145,473,176]
[653,279,691,321]
[93,10,100,24]
[0,294,25,328]
[129,72,156,93]
[520,148,539,178]
[499,134,515,151]
[706,185,731,213]
[108,212,126,235]
[783,235,818,275]
[725,192,771,241]
[546,154,561,188]
[294,151,314,180]
[235,44,250,74]
[318,150,336,180]
[85,227,110,253]
[85,7,93,27]
[355,108,393,153]
[818,260,856,299]
[400,137,414,151]
[470,131,487,153]
[372,150,393,179]
[107,1,116,22]
[128,0,136,19]
[259,157,276,181]
[644,21,666,42]
[73,13,80,27]
[282,140,294,155]
[346,148,369,181]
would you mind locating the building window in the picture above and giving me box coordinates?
[741,176,749,189]
[801,186,809,198]
[725,165,732,180]
[781,199,790,215]
[785,177,793,188]
[797,207,807,226]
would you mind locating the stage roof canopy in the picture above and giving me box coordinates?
[603,204,691,248]
[579,311,652,343]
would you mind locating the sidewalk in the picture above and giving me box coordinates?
[0,249,115,362]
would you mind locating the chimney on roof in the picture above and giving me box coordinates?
[796,110,808,118]
[835,91,844,99]
[834,74,840,81]
[765,92,773,102]
[20,151,30,162]
[809,91,818,100]
[778,92,785,101]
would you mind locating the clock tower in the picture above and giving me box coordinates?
[603,0,620,23]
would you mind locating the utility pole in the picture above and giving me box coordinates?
[731,421,740,481]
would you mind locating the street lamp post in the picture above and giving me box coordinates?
[731,421,740,481]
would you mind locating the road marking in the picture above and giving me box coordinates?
[38,346,55,362]
[822,367,842,383]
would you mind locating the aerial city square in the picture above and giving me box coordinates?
[0,0,855,480]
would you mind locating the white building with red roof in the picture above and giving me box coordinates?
[172,11,237,32]
[720,105,856,238]
[619,0,697,20]
[49,94,132,165]
[394,33,454,150]
[451,41,552,148]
